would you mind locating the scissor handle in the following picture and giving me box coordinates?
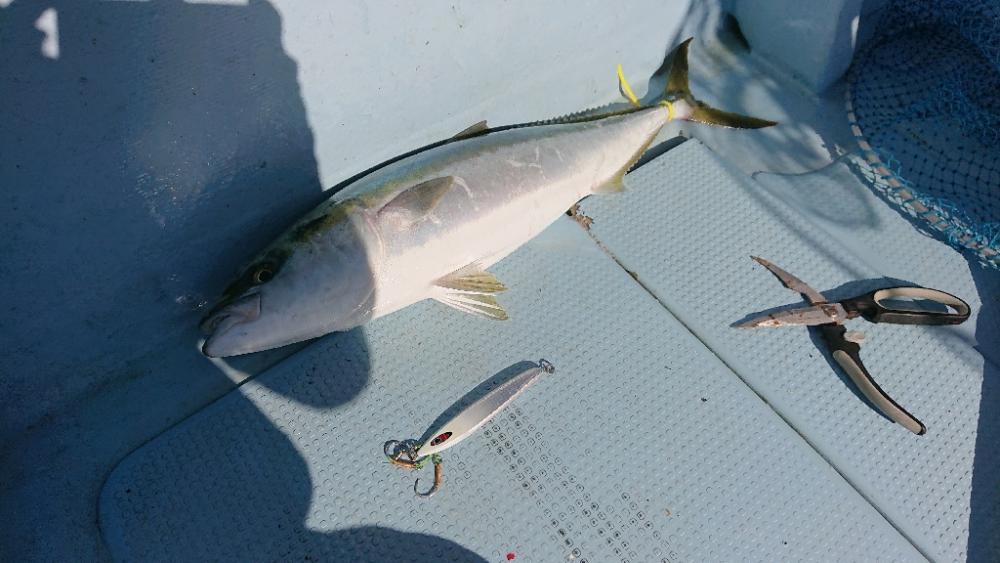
[819,324,926,435]
[842,286,970,325]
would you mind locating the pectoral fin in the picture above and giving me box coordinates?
[379,176,455,226]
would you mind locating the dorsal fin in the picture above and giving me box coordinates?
[451,120,490,140]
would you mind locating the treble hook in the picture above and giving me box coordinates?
[385,440,443,497]
[413,457,443,497]
[385,358,555,498]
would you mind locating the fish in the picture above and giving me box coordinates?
[201,38,776,357]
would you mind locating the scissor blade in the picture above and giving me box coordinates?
[751,256,828,305]
[735,303,848,328]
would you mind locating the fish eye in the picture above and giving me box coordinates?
[252,264,275,284]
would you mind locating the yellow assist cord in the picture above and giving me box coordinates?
[616,64,641,106]
[616,64,673,122]
[662,99,675,122]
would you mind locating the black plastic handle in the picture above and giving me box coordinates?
[819,324,926,435]
[841,287,970,325]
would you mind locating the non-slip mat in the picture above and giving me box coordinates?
[582,139,997,562]
[99,218,923,562]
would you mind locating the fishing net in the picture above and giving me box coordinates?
[846,0,1000,268]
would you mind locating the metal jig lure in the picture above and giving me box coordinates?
[384,359,556,497]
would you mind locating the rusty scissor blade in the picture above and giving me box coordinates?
[750,256,828,305]
[735,302,850,328]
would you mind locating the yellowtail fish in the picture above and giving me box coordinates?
[201,39,775,357]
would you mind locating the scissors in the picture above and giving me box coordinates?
[736,256,970,435]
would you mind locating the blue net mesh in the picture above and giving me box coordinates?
[847,0,1000,268]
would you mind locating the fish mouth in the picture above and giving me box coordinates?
[200,293,261,357]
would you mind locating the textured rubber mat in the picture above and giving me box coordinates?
[100,219,923,562]
[581,140,998,562]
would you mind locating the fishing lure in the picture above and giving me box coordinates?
[384,359,556,497]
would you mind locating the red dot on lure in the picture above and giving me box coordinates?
[506,553,515,561]
[430,431,452,446]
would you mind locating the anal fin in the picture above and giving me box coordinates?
[593,175,625,194]
[437,265,507,293]
[433,291,509,321]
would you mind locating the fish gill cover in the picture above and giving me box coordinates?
[847,0,1000,269]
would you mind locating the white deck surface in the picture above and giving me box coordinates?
[2,2,996,561]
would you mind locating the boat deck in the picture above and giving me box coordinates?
[98,140,998,562]
[2,2,997,561]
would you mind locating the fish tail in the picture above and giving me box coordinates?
[661,38,777,129]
